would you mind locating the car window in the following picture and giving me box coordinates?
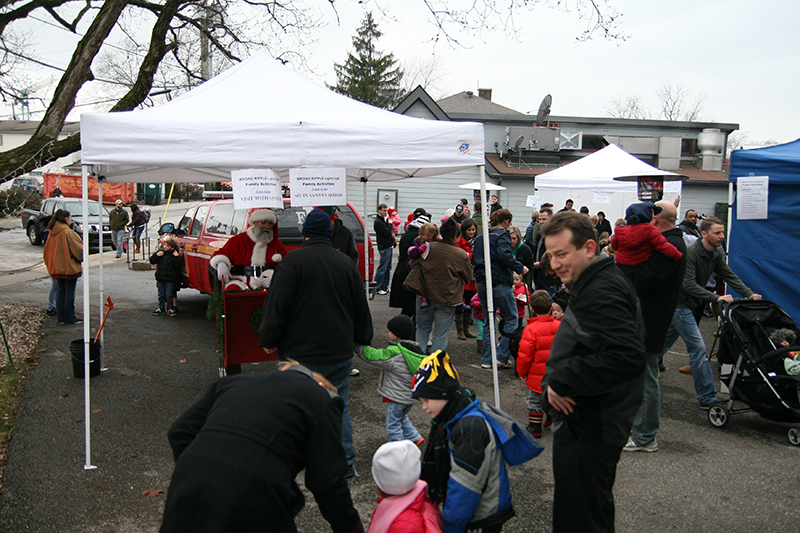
[177,206,197,235]
[42,200,55,215]
[272,205,363,245]
[62,200,105,216]
[189,205,208,237]
[205,203,236,235]
[231,208,246,236]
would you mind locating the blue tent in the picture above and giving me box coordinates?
[728,139,800,321]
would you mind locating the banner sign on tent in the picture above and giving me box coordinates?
[526,195,545,209]
[289,168,346,207]
[737,176,769,220]
[231,169,283,210]
[593,193,612,204]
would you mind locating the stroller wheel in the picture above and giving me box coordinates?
[788,428,800,447]
[708,405,729,428]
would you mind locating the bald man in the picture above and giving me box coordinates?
[622,200,687,453]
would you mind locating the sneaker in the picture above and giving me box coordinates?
[700,399,724,410]
[480,363,494,370]
[376,290,388,295]
[498,360,513,369]
[679,365,692,375]
[46,309,57,316]
[344,464,358,479]
[153,308,164,316]
[167,308,177,317]
[658,362,667,373]
[349,367,360,376]
[623,436,658,452]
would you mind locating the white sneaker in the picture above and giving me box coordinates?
[349,368,360,376]
[622,436,658,453]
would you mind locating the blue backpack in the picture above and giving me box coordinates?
[478,400,544,465]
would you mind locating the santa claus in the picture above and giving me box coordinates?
[210,209,288,291]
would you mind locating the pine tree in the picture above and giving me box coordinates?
[331,13,404,109]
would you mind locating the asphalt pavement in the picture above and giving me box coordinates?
[0,213,798,532]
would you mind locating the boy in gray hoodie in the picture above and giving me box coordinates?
[358,315,427,445]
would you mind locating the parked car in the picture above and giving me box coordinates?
[158,199,375,295]
[21,197,112,248]
[11,176,42,194]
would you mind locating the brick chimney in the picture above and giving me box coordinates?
[478,88,492,101]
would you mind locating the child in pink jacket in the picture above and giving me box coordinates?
[369,440,442,533]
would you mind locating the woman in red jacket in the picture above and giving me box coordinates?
[455,218,478,341]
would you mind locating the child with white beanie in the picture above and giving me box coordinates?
[368,440,442,533]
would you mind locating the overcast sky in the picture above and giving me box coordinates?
[11,0,799,147]
[305,0,798,145]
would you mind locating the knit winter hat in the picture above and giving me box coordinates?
[411,350,461,400]
[624,202,661,225]
[302,208,333,239]
[249,209,277,225]
[387,315,414,341]
[372,440,421,496]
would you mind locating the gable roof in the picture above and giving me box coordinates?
[437,91,526,116]
[393,86,450,120]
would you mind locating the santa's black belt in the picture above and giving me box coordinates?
[230,266,266,277]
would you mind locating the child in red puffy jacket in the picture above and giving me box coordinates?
[516,290,561,438]
[611,202,682,266]
[368,440,442,533]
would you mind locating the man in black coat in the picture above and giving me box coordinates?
[259,208,373,477]
[161,365,363,533]
[541,211,646,532]
[374,203,394,294]
[620,200,687,453]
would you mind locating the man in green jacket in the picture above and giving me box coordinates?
[660,215,761,408]
[108,199,129,259]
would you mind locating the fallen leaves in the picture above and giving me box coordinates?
[141,488,164,497]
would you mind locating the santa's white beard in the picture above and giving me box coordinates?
[254,228,274,243]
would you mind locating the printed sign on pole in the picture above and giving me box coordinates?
[289,168,347,206]
[230,169,283,210]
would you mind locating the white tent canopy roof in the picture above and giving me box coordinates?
[535,144,685,192]
[80,52,484,183]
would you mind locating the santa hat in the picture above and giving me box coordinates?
[372,441,421,496]
[249,209,277,225]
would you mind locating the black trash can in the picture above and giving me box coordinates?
[70,339,101,379]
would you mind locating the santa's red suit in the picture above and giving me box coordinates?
[210,209,287,291]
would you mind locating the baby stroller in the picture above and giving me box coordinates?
[710,299,800,445]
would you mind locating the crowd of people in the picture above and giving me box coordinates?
[155,195,766,532]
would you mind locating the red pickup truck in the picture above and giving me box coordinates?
[158,199,375,295]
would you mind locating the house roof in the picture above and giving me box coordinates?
[393,86,451,120]
[437,91,526,116]
[486,153,729,184]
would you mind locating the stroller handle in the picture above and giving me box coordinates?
[754,345,800,366]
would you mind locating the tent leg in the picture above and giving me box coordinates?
[363,179,370,301]
[82,165,97,470]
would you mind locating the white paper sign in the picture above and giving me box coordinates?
[230,169,283,210]
[289,168,347,207]
[526,195,545,209]
[737,176,769,220]
[593,192,612,204]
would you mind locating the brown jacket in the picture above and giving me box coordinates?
[404,240,472,306]
[43,222,83,279]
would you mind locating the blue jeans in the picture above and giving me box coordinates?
[661,308,717,405]
[630,352,660,445]
[415,301,456,354]
[56,278,78,324]
[299,358,355,466]
[477,283,518,365]
[376,247,392,291]
[386,402,421,442]
[111,229,126,257]
[131,225,144,244]
[157,281,176,312]
[48,277,57,311]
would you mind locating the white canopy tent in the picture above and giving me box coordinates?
[535,143,686,192]
[76,53,508,469]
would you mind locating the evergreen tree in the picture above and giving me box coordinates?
[331,13,404,109]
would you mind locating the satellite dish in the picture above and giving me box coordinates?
[513,135,524,151]
[536,94,552,125]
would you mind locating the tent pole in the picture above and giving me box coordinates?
[477,165,501,407]
[82,165,97,470]
[98,178,105,369]
[363,177,369,300]
[726,181,734,265]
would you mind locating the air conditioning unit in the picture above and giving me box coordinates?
[560,131,583,150]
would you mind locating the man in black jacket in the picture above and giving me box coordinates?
[621,200,686,453]
[541,211,646,532]
[259,208,373,477]
[374,203,394,295]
